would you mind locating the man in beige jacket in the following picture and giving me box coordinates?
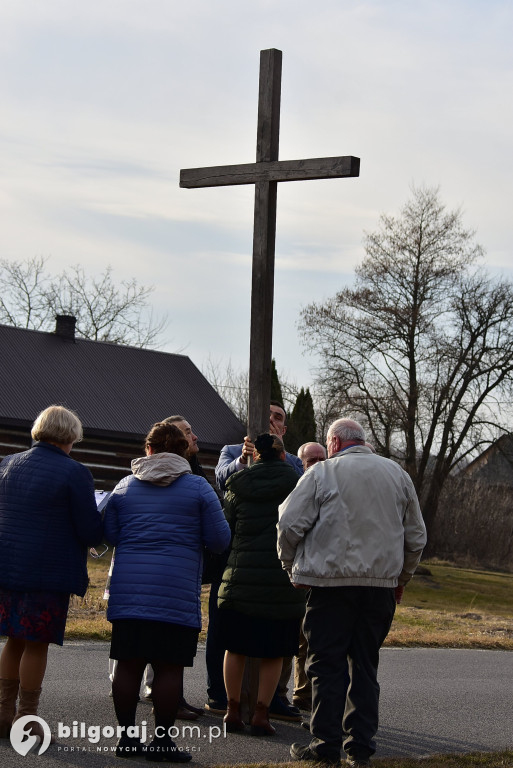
[278,419,426,767]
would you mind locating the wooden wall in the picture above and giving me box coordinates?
[0,426,219,491]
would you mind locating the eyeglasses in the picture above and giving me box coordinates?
[89,544,109,559]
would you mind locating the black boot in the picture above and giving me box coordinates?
[115,733,145,758]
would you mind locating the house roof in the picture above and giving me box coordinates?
[462,433,513,487]
[0,323,245,451]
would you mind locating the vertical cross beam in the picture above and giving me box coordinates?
[180,47,359,443]
[244,50,281,724]
[179,47,360,726]
[248,49,282,440]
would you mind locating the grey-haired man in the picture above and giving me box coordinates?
[278,419,426,767]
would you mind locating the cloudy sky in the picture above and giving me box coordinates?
[1,0,511,389]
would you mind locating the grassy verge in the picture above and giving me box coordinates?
[66,556,212,641]
[66,557,112,640]
[210,755,513,768]
[66,558,513,650]
[385,560,513,649]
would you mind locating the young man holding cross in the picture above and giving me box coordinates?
[215,401,303,492]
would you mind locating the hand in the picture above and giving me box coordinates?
[395,585,405,604]
[240,436,255,465]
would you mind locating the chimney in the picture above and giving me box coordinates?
[55,315,77,341]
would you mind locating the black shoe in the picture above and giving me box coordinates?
[115,734,145,758]
[204,698,227,715]
[269,694,301,722]
[145,738,192,763]
[293,696,312,712]
[290,742,340,765]
[175,706,199,721]
[181,698,204,716]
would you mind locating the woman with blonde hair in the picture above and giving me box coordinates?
[0,405,103,740]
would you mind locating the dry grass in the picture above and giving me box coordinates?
[384,560,513,650]
[210,754,513,768]
[370,755,513,768]
[66,556,111,640]
[66,558,513,651]
[66,555,211,641]
[386,606,513,649]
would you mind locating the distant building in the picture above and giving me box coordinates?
[462,434,513,489]
[0,317,245,489]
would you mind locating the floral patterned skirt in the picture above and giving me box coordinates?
[0,588,70,646]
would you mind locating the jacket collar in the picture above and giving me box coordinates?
[333,445,373,457]
[131,452,191,486]
[32,441,70,457]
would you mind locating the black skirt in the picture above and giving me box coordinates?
[110,619,199,666]
[218,608,301,658]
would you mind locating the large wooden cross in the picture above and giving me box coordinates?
[180,48,359,439]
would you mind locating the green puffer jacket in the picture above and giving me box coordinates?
[218,459,306,620]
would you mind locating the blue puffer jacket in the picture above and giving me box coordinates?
[0,441,104,597]
[104,452,231,629]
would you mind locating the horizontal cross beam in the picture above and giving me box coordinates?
[180,155,360,189]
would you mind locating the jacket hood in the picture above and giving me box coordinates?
[131,453,191,486]
[226,460,298,502]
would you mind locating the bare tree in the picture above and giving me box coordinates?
[47,265,166,347]
[0,257,167,348]
[309,383,350,443]
[300,186,513,544]
[202,356,301,430]
[433,475,513,571]
[279,377,301,415]
[0,256,51,330]
[202,357,249,425]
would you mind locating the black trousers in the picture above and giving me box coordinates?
[304,585,396,761]
[205,580,227,703]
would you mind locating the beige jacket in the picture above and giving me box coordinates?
[130,453,191,486]
[277,446,426,588]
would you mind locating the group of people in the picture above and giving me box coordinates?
[0,400,426,766]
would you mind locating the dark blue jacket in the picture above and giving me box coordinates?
[0,442,103,597]
[104,462,231,629]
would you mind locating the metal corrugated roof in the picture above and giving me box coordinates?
[0,324,245,450]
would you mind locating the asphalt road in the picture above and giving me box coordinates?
[0,642,512,766]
